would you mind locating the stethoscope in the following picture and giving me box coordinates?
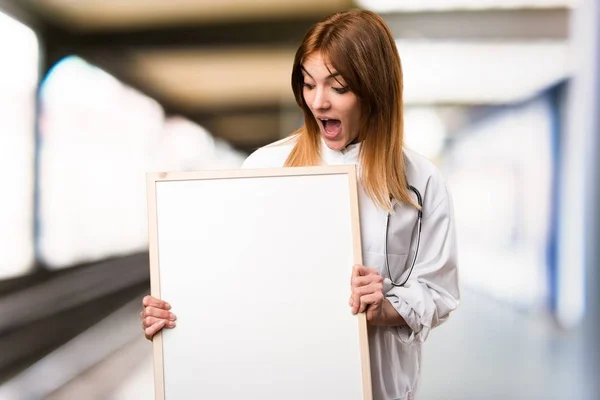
[383,185,423,289]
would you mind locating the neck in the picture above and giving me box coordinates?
[344,136,361,149]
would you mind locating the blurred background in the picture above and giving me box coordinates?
[0,0,597,399]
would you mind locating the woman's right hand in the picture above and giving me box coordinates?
[141,295,177,340]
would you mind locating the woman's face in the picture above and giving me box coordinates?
[301,53,362,151]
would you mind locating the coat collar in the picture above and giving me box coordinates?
[320,137,361,165]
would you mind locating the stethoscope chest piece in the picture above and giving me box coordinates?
[383,277,411,293]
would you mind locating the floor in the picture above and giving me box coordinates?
[1,288,595,400]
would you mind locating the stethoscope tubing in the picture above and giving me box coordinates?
[384,185,423,288]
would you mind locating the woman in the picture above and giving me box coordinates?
[141,9,459,400]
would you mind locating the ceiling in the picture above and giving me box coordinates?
[0,0,573,152]
[27,0,354,31]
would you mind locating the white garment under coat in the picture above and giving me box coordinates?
[242,136,460,400]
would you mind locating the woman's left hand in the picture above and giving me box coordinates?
[350,264,385,323]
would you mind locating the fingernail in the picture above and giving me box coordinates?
[165,303,171,310]
[170,313,177,321]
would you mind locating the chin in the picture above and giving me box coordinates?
[321,135,348,151]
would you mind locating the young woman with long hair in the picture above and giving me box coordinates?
[142,10,459,399]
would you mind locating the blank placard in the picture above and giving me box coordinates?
[147,166,371,400]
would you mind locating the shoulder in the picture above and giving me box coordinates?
[403,148,452,218]
[403,148,443,182]
[241,135,298,169]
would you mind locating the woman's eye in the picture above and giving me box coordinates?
[303,83,314,90]
[333,86,349,94]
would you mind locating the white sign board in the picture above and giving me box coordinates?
[147,166,371,399]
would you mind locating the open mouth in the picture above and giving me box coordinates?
[319,118,342,139]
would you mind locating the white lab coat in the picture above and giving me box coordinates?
[242,135,460,400]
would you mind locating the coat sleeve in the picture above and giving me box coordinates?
[385,175,460,343]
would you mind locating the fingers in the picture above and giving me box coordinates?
[351,266,382,290]
[351,274,382,289]
[350,265,383,314]
[142,306,176,321]
[141,315,177,330]
[143,295,171,310]
[352,265,378,279]
[351,281,384,314]
[352,281,384,298]
[140,296,177,338]
[145,320,167,341]
[357,292,383,313]
[350,274,383,312]
[140,296,177,340]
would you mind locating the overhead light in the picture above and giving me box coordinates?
[397,40,570,104]
[31,0,353,30]
[128,39,569,110]
[0,11,38,88]
[357,0,574,13]
[0,10,38,279]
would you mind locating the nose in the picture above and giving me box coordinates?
[311,87,330,111]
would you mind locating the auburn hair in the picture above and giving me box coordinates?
[285,9,417,211]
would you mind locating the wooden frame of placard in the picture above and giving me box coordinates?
[147,165,371,400]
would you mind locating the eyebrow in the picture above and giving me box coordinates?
[301,66,340,80]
